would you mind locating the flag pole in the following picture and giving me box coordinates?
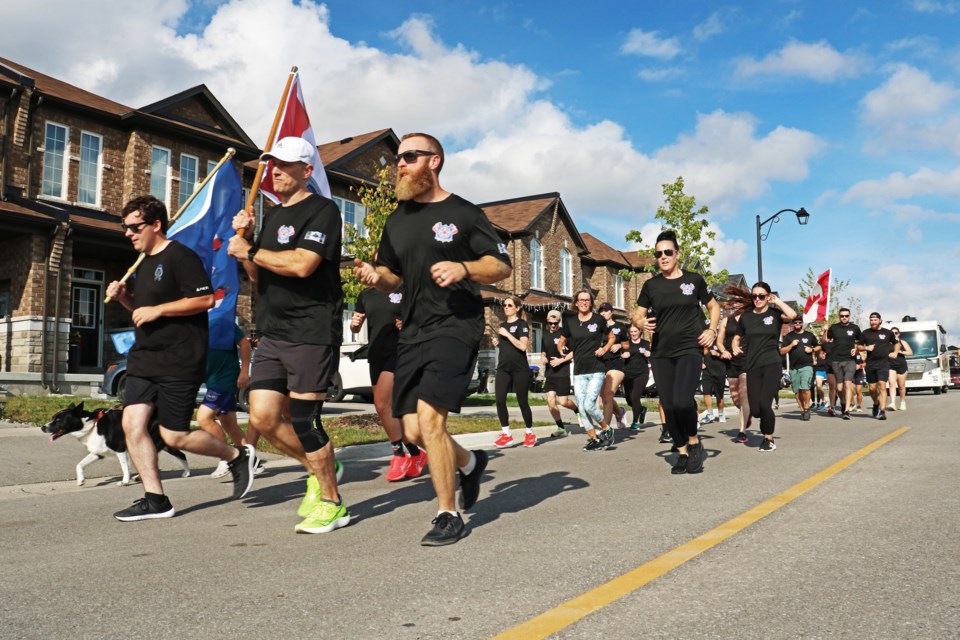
[105,147,237,303]
[244,65,298,213]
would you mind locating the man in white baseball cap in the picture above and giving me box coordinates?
[260,136,316,165]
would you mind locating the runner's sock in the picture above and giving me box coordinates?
[501,426,511,435]
[390,440,404,456]
[459,451,477,476]
[555,419,565,430]
[525,427,534,434]
[404,442,420,456]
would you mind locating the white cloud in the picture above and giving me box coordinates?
[692,13,724,42]
[734,40,868,82]
[849,263,960,332]
[621,28,682,59]
[910,0,959,14]
[708,224,749,270]
[637,67,685,82]
[861,65,959,123]
[885,35,939,58]
[842,166,960,207]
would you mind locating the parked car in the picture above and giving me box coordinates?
[950,366,960,390]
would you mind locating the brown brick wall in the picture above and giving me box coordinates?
[164,100,221,131]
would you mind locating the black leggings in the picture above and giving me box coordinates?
[747,363,781,435]
[623,373,649,423]
[495,364,533,428]
[651,354,703,443]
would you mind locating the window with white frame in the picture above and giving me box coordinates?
[333,196,367,242]
[614,272,624,308]
[530,322,543,357]
[42,122,69,199]
[150,146,171,205]
[207,159,217,175]
[560,248,573,296]
[530,239,543,289]
[77,131,102,206]
[178,154,198,208]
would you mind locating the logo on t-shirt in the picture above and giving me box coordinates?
[509,325,517,333]
[553,337,560,345]
[154,264,164,282]
[389,292,402,304]
[612,327,621,335]
[847,330,854,336]
[304,230,326,244]
[587,323,598,332]
[680,283,695,296]
[802,338,808,344]
[497,243,509,254]
[879,333,886,340]
[763,316,774,325]
[277,225,295,244]
[432,222,459,243]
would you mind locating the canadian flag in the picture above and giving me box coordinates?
[259,71,331,202]
[803,268,831,324]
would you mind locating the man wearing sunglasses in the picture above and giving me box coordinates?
[540,309,581,437]
[826,307,862,420]
[355,132,512,546]
[779,318,820,421]
[858,312,899,420]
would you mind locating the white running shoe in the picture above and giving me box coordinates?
[718,414,727,423]
[899,401,906,411]
[210,460,230,478]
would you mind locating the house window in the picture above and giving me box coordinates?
[41,122,69,199]
[333,197,367,240]
[207,160,218,175]
[77,131,102,206]
[178,154,198,208]
[614,272,624,309]
[150,146,171,205]
[530,322,543,357]
[530,239,543,289]
[71,287,97,329]
[0,280,10,317]
[560,248,572,296]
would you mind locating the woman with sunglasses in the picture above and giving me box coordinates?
[598,302,630,430]
[558,289,617,451]
[633,230,721,474]
[718,309,750,443]
[888,327,912,411]
[729,282,797,452]
[541,309,581,437]
[491,296,536,448]
[621,324,652,429]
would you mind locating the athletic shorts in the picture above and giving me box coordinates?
[603,358,624,373]
[866,362,891,384]
[725,362,744,378]
[832,360,857,383]
[249,336,337,395]
[892,359,908,375]
[790,366,814,393]
[368,353,398,387]
[854,369,866,386]
[393,337,478,417]
[123,375,200,432]
[815,370,828,380]
[544,376,573,396]
[701,373,724,399]
[201,388,237,415]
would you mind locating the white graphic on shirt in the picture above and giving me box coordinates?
[879,333,886,340]
[763,316,774,325]
[553,337,560,345]
[847,330,854,336]
[587,323,598,332]
[432,222,459,243]
[680,283,695,296]
[277,225,295,244]
[497,243,508,254]
[154,264,163,282]
[612,327,621,335]
[802,338,808,343]
[509,325,517,333]
[389,292,403,304]
[304,230,326,244]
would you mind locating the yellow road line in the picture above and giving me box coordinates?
[493,426,910,640]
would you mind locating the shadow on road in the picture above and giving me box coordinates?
[465,470,589,531]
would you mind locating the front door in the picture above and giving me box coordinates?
[71,280,102,370]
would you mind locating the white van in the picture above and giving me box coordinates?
[885,320,950,395]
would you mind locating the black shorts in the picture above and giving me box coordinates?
[544,376,573,396]
[393,337,478,417]
[249,336,337,394]
[368,353,398,386]
[603,358,624,373]
[866,362,891,384]
[123,375,200,432]
[701,373,725,399]
[725,362,744,378]
[892,359,908,375]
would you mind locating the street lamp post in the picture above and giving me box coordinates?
[755,207,810,282]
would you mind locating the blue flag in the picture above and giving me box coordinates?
[168,161,243,350]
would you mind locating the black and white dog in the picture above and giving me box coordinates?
[41,402,190,486]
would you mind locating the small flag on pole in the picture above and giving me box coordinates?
[168,161,243,350]
[803,268,831,324]
[259,71,331,201]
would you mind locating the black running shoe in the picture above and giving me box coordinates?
[458,449,488,511]
[872,404,880,418]
[659,427,672,444]
[878,410,887,421]
[842,411,851,421]
[114,496,175,522]
[420,512,467,546]
[671,454,689,475]
[582,438,603,452]
[686,442,705,474]
[600,428,614,449]
[759,438,777,452]
[228,444,256,499]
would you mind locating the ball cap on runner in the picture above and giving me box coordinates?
[597,302,613,312]
[260,137,315,165]
[547,310,562,322]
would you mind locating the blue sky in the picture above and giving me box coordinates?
[4,0,960,331]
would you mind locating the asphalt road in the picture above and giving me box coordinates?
[1,393,957,639]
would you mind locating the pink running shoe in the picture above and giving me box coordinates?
[494,433,515,448]
[405,451,428,478]
[523,432,538,448]
[385,455,412,482]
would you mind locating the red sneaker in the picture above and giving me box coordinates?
[523,432,537,448]
[494,433,515,448]
[405,451,428,478]
[385,455,411,482]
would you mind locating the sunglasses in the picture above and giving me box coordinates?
[793,320,803,324]
[548,321,559,325]
[752,293,768,300]
[840,315,850,318]
[503,303,516,308]
[121,221,149,234]
[394,150,436,164]
[654,249,676,259]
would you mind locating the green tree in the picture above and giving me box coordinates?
[797,267,854,327]
[624,176,729,286]
[340,166,397,303]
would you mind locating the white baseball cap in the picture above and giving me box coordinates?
[261,137,315,165]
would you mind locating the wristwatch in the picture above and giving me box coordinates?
[247,247,259,262]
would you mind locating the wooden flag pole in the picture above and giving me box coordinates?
[243,65,298,215]
[105,147,237,303]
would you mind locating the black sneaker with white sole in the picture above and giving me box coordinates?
[458,449,488,511]
[228,444,256,499]
[659,427,672,444]
[421,512,467,546]
[114,495,175,522]
[759,438,777,452]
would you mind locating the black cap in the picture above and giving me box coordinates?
[598,302,613,311]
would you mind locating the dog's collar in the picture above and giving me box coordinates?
[92,410,107,426]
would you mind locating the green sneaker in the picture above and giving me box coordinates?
[296,461,344,517]
[550,428,567,438]
[629,423,642,430]
[295,499,351,534]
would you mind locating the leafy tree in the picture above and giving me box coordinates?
[340,166,397,303]
[625,176,729,286]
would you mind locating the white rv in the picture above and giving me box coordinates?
[886,320,950,395]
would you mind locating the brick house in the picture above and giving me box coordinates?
[581,234,654,320]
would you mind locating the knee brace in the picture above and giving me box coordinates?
[288,398,328,453]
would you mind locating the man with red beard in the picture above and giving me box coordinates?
[354,133,512,546]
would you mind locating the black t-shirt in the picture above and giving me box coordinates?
[722,316,746,369]
[636,271,714,358]
[827,322,862,362]
[498,319,530,370]
[542,327,572,380]
[861,327,897,365]
[736,309,784,371]
[356,287,402,364]
[602,321,630,361]
[703,343,726,378]
[254,194,343,345]
[623,338,651,378]
[782,330,819,368]
[127,240,212,382]
[560,311,610,375]
[377,194,511,347]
